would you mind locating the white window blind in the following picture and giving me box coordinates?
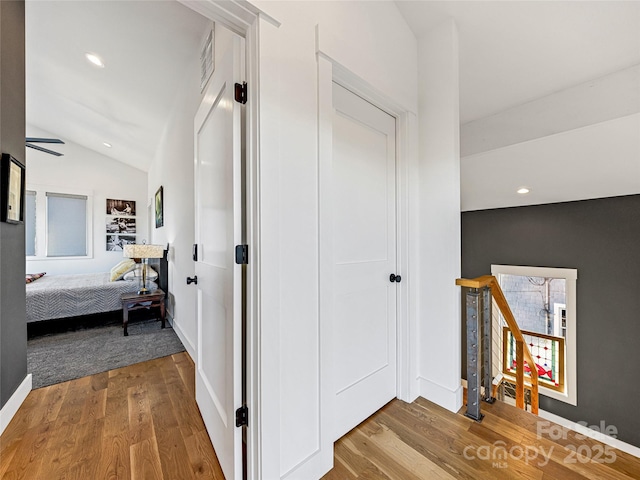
[46,192,88,257]
[25,190,36,256]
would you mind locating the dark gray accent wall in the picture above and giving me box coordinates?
[0,0,27,409]
[461,194,640,448]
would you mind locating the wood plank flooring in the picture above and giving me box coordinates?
[0,352,224,480]
[322,397,640,480]
[3,354,640,479]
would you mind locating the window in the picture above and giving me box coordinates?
[554,303,567,338]
[26,185,93,259]
[25,190,36,256]
[46,193,88,256]
[492,264,577,406]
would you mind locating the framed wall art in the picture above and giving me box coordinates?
[106,198,136,216]
[1,153,26,224]
[155,186,164,228]
[106,198,137,250]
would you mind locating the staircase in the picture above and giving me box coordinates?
[456,275,540,421]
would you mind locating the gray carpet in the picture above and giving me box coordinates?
[27,319,185,389]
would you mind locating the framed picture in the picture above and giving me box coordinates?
[155,186,164,228]
[1,153,26,224]
[106,234,137,252]
[106,216,136,234]
[106,198,136,216]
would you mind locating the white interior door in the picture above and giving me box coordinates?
[331,82,397,440]
[194,35,243,480]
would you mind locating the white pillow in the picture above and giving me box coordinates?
[110,259,136,281]
[123,265,158,281]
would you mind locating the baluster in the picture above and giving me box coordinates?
[482,286,495,404]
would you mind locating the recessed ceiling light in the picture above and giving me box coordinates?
[103,142,112,148]
[517,187,530,194]
[85,52,105,68]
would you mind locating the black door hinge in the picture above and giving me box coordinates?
[234,82,247,104]
[235,244,249,265]
[235,405,248,427]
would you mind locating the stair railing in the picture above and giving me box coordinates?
[456,275,539,421]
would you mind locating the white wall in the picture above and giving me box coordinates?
[460,64,640,211]
[416,20,463,413]
[461,64,640,157]
[461,113,640,211]
[25,125,148,275]
[252,2,418,478]
[146,19,217,359]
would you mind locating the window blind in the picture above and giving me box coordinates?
[46,192,88,257]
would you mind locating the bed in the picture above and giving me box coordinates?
[26,248,169,324]
[26,273,157,323]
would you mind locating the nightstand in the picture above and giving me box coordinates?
[120,289,166,336]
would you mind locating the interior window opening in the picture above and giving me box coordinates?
[491,265,577,406]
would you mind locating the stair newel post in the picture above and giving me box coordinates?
[464,287,484,421]
[482,286,496,404]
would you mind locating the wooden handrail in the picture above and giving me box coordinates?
[457,275,539,414]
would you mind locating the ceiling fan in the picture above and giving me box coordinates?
[26,137,65,156]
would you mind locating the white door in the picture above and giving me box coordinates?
[194,35,243,480]
[331,82,397,440]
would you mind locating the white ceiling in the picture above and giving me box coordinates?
[396,0,640,211]
[396,0,640,124]
[26,0,210,172]
[26,0,640,209]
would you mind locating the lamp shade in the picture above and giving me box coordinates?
[123,244,164,259]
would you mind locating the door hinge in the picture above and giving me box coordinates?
[235,244,249,265]
[235,405,248,427]
[234,82,247,104]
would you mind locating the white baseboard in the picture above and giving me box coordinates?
[538,409,640,459]
[169,315,196,362]
[418,376,463,413]
[0,374,32,436]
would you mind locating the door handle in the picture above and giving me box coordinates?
[186,276,198,285]
[389,274,401,283]
[192,244,198,262]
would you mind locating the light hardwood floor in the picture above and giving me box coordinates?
[323,397,640,479]
[3,355,640,479]
[0,352,224,479]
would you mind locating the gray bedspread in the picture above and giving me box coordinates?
[26,272,157,323]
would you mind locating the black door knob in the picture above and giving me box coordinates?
[186,276,198,285]
[389,274,401,283]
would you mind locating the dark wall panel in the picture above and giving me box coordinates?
[0,0,27,408]
[461,195,640,448]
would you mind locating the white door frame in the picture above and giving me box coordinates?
[318,51,418,471]
[178,2,276,479]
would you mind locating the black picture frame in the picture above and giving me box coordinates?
[155,186,164,228]
[1,153,25,224]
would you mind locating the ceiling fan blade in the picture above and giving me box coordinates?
[26,137,65,144]
[26,143,63,156]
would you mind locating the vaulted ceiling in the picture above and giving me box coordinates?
[27,1,640,209]
[396,1,640,124]
[26,0,210,172]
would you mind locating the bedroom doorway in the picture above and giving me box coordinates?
[23,0,208,388]
[21,1,262,476]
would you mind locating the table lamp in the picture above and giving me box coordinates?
[123,243,164,294]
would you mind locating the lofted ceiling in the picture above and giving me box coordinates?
[396,0,640,124]
[26,0,210,172]
[396,0,640,210]
[26,0,640,209]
